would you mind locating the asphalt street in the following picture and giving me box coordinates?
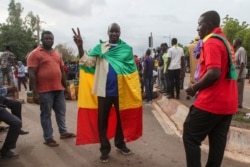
[0,91,249,167]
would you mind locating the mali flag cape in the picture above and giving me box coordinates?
[203,33,237,80]
[76,40,143,145]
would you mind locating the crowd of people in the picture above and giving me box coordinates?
[136,37,186,103]
[0,9,249,167]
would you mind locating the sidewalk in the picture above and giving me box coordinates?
[153,88,250,164]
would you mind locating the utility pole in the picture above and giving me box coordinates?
[148,32,153,49]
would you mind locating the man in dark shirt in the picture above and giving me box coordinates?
[143,49,155,103]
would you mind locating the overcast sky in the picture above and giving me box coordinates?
[0,0,250,56]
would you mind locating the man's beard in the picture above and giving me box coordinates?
[42,43,53,50]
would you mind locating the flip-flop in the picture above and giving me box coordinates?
[60,132,76,139]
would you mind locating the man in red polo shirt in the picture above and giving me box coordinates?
[183,10,238,167]
[27,31,75,147]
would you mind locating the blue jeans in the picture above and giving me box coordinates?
[0,107,21,150]
[144,77,153,101]
[39,90,67,140]
[0,68,14,86]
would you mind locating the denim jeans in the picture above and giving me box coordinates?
[3,97,22,122]
[0,107,21,150]
[0,94,22,150]
[0,68,14,86]
[39,90,67,140]
[144,77,153,101]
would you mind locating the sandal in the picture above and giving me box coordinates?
[60,132,76,139]
[44,139,59,147]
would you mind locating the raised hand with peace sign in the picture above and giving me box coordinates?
[72,27,84,58]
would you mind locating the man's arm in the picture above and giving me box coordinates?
[238,63,244,81]
[60,66,67,89]
[167,57,171,70]
[72,28,84,58]
[186,68,221,96]
[72,27,96,67]
[28,67,39,104]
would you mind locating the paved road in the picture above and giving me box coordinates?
[0,91,249,167]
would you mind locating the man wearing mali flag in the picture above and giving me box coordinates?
[72,23,142,163]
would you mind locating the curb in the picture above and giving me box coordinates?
[154,94,250,164]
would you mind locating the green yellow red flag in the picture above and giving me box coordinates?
[76,40,142,145]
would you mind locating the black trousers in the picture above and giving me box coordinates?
[18,77,27,91]
[164,72,171,94]
[0,99,22,150]
[168,69,180,97]
[183,106,232,167]
[98,96,125,155]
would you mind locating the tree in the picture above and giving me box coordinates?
[6,0,23,25]
[0,0,37,63]
[24,11,39,32]
[222,15,250,68]
[222,15,250,51]
[55,44,77,63]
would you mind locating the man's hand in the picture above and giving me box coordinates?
[33,93,40,105]
[186,85,197,97]
[72,27,83,47]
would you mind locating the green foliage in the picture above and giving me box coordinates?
[233,115,250,123]
[55,44,78,63]
[222,15,250,68]
[0,0,37,64]
[0,23,36,61]
[0,0,74,64]
[24,11,39,33]
[183,46,189,56]
[7,0,23,25]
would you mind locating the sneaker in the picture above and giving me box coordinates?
[100,154,109,163]
[117,146,132,155]
[0,149,19,159]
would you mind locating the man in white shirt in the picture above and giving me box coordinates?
[167,38,185,99]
